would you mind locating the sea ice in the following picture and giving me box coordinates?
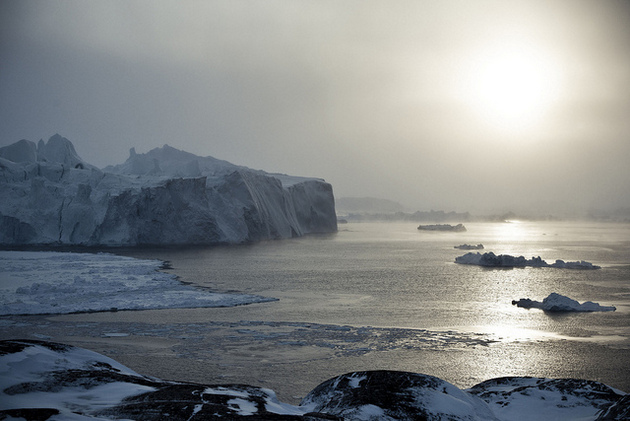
[0,251,275,315]
[512,293,616,312]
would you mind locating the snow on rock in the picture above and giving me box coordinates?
[467,376,625,421]
[596,394,630,420]
[511,293,616,312]
[1,341,627,421]
[455,252,601,269]
[0,339,321,420]
[0,135,337,246]
[0,251,275,315]
[300,370,498,420]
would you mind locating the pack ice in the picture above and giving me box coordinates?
[0,135,337,246]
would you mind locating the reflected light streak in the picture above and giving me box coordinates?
[477,324,628,345]
[493,220,528,244]
[485,325,558,342]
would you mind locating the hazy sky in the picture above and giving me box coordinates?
[2,0,629,215]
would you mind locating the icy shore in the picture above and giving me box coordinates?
[0,135,337,246]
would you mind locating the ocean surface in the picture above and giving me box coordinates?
[2,221,629,403]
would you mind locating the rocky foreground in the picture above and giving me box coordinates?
[1,340,628,420]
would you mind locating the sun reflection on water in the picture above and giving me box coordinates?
[475,324,561,343]
[494,220,528,243]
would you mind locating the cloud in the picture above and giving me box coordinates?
[1,0,629,214]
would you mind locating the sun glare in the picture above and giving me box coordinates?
[464,46,562,133]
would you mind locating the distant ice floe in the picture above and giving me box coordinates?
[512,293,616,312]
[455,243,484,250]
[455,252,601,269]
[0,251,275,315]
[418,223,466,232]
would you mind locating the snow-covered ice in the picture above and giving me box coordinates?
[0,135,337,246]
[455,252,601,269]
[0,251,275,315]
[512,293,616,312]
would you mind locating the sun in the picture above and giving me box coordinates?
[464,47,561,132]
[476,56,546,122]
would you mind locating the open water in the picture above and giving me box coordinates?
[3,221,629,403]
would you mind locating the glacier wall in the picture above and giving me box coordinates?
[0,135,337,246]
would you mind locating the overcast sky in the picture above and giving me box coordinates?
[2,0,629,215]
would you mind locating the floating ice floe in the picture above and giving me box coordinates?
[455,243,484,250]
[1,340,627,421]
[0,251,275,315]
[418,223,466,232]
[455,252,601,269]
[512,293,616,312]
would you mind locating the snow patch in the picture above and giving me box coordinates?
[227,398,257,415]
[468,376,625,421]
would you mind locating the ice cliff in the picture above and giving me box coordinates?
[0,135,337,246]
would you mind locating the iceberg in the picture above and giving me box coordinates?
[512,293,616,312]
[1,340,627,420]
[0,135,337,246]
[418,223,466,231]
[455,243,484,250]
[455,252,601,269]
[548,259,601,269]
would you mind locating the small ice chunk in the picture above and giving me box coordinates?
[512,293,616,312]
